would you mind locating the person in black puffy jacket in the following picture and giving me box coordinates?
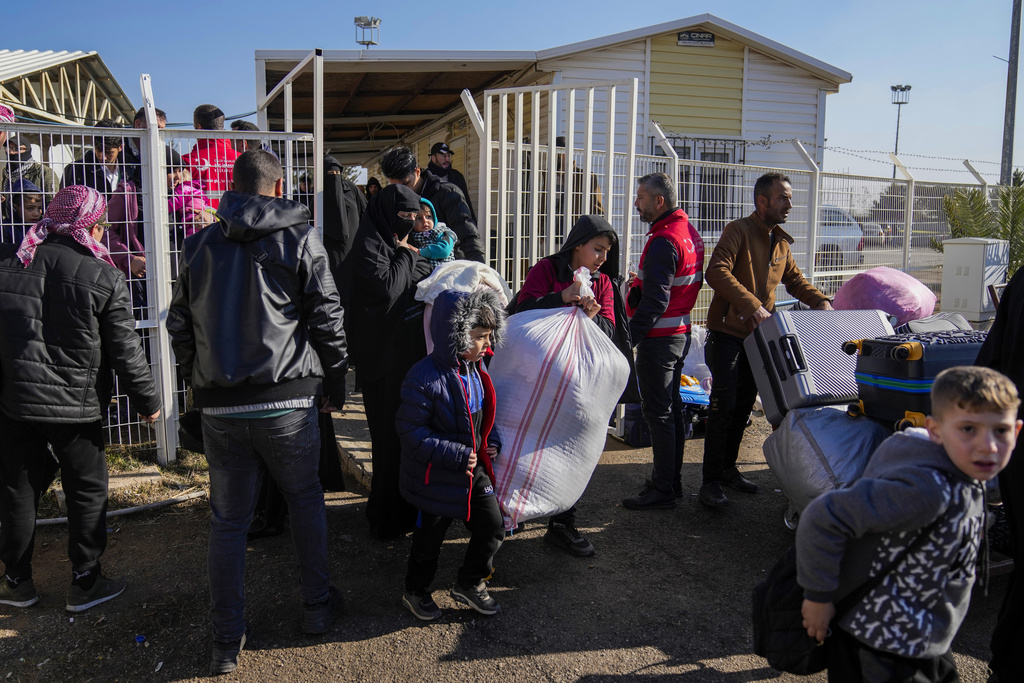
[0,185,159,614]
[396,289,506,621]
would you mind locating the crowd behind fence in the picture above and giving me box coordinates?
[0,118,995,460]
[1,119,315,462]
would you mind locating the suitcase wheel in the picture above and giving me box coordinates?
[847,401,864,418]
[896,412,926,431]
[842,340,862,356]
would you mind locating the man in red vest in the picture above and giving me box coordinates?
[700,172,831,507]
[623,172,704,510]
[182,104,239,210]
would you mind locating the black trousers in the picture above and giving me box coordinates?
[702,331,759,483]
[827,627,959,683]
[0,414,108,581]
[405,466,504,593]
[363,317,425,541]
[990,437,1024,679]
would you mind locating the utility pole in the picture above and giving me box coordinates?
[1002,0,1021,186]
[891,85,911,179]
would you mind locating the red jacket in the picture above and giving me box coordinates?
[627,208,704,338]
[182,138,239,209]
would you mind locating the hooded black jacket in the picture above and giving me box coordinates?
[347,184,433,377]
[0,236,159,422]
[167,191,348,408]
[418,170,485,263]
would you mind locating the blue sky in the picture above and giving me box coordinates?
[5,0,1018,182]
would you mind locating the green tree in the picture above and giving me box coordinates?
[933,169,1024,278]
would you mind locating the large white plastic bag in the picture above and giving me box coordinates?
[762,404,891,513]
[681,324,710,381]
[488,307,629,530]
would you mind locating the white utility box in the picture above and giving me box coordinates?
[940,237,1008,322]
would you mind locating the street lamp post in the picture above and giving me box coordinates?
[891,84,912,179]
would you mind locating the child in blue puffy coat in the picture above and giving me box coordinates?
[396,288,507,620]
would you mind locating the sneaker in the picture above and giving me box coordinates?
[402,591,442,621]
[450,581,500,616]
[66,574,126,613]
[302,585,343,635]
[544,522,595,557]
[720,469,759,494]
[698,482,730,508]
[623,484,677,510]
[210,633,246,675]
[0,577,39,608]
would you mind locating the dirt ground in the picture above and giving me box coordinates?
[0,417,1006,683]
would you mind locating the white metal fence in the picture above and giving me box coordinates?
[1,99,315,462]
[0,87,996,461]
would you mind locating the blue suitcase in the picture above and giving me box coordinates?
[845,329,988,429]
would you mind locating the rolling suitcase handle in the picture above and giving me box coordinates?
[777,335,806,376]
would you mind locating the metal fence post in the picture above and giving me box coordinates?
[891,153,915,271]
[313,49,324,230]
[140,74,179,464]
[792,140,821,281]
[623,79,638,275]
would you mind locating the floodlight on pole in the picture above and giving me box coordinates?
[890,84,911,179]
[355,16,381,48]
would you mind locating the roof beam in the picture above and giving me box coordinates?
[331,71,366,115]
[268,113,436,124]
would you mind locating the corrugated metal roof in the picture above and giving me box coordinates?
[0,50,97,83]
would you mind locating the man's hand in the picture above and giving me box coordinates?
[466,451,478,473]
[130,255,146,278]
[485,445,498,458]
[746,305,772,331]
[814,299,834,311]
[801,599,835,643]
[320,396,338,413]
[140,410,161,424]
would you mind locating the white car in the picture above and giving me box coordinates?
[816,206,865,270]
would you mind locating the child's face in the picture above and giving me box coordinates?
[572,235,612,274]
[17,194,43,223]
[926,405,1022,481]
[414,206,434,233]
[461,326,492,363]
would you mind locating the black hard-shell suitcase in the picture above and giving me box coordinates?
[893,312,972,334]
[744,310,894,425]
[845,329,988,430]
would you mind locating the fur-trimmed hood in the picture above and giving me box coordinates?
[429,289,507,367]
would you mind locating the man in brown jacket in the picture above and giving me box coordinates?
[699,172,832,507]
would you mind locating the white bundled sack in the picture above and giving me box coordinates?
[762,404,891,513]
[488,307,629,530]
[681,324,710,381]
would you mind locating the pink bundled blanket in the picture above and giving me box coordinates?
[169,180,210,215]
[832,266,936,326]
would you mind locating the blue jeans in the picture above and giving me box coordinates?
[701,331,759,483]
[203,407,329,641]
[635,334,691,493]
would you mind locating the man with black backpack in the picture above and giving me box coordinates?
[167,150,349,675]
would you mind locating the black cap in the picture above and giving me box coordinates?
[430,142,452,156]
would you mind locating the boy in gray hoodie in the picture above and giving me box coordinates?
[797,366,1021,682]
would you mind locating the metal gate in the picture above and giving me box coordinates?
[462,79,639,291]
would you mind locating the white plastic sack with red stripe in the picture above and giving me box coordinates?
[487,307,630,530]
